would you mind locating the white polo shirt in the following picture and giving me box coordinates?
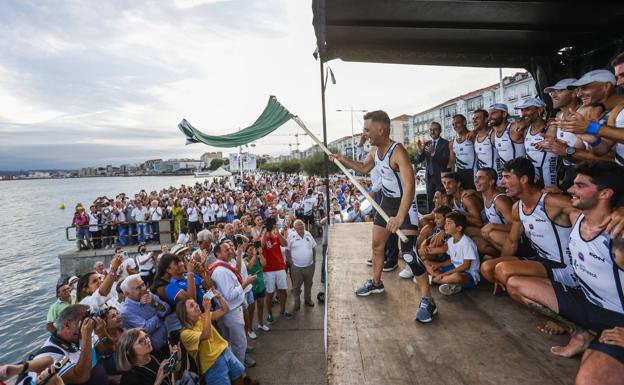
[287,230,317,268]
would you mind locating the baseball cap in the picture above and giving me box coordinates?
[567,69,616,88]
[488,103,508,113]
[544,78,577,93]
[515,97,547,109]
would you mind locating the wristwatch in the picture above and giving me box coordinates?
[565,146,576,158]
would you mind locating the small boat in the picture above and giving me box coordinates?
[194,171,213,178]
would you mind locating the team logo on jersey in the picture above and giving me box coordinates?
[589,252,605,262]
[529,223,534,230]
[578,252,585,261]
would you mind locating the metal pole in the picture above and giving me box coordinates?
[320,59,332,220]
[499,68,504,103]
[350,106,355,159]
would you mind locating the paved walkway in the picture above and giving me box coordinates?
[245,240,326,385]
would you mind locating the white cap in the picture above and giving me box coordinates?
[544,78,577,93]
[515,97,547,109]
[567,70,616,88]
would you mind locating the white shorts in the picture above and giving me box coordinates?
[264,270,288,293]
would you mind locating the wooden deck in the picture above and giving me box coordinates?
[326,223,579,385]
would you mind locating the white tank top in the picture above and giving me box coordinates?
[452,196,468,216]
[484,193,506,225]
[569,214,624,314]
[375,143,403,198]
[495,123,526,163]
[524,125,558,187]
[453,136,476,171]
[518,193,576,287]
[475,130,497,169]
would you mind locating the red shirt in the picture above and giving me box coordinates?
[262,233,285,272]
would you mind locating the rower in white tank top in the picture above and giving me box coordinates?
[525,125,558,187]
[518,192,576,287]
[484,192,507,225]
[475,130,497,169]
[374,142,403,199]
[475,129,501,186]
[452,136,476,172]
[495,123,526,163]
[569,213,624,314]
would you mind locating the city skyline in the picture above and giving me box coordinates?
[0,0,524,170]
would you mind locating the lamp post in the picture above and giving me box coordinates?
[336,107,367,159]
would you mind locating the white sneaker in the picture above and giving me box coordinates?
[258,324,270,332]
[439,284,463,296]
[398,265,414,279]
[247,330,257,340]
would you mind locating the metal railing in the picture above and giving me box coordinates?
[65,219,185,245]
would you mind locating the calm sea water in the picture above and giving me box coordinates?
[0,175,201,364]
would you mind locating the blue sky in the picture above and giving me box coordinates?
[0,0,522,170]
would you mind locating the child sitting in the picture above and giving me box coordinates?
[425,211,480,295]
[418,205,452,265]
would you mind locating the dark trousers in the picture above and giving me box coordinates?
[425,175,443,213]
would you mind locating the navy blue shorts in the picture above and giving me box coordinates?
[373,196,418,231]
[553,281,624,364]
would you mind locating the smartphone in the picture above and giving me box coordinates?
[163,353,177,374]
[203,291,216,301]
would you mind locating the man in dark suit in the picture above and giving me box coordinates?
[415,122,450,213]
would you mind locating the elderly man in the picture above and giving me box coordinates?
[33,305,108,385]
[119,274,170,354]
[194,229,216,266]
[46,282,74,333]
[209,241,257,367]
[287,219,317,311]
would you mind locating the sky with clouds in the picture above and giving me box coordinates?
[0,0,524,170]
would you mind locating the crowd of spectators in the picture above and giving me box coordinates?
[3,172,359,385]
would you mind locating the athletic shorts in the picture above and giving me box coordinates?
[553,280,624,364]
[373,196,418,231]
[188,221,202,233]
[264,270,288,293]
[438,264,477,289]
[303,214,315,226]
[517,236,566,278]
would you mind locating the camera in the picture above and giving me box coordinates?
[203,291,216,301]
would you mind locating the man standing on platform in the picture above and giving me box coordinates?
[415,122,450,213]
[331,111,437,322]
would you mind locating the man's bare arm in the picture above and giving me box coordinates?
[500,202,522,256]
[330,151,375,175]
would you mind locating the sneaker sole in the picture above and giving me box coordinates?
[399,272,414,279]
[366,261,373,266]
[382,265,398,272]
[355,288,385,296]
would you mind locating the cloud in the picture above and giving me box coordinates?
[0,0,524,170]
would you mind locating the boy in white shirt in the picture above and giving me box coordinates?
[429,211,480,295]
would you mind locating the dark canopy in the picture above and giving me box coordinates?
[312,0,624,95]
